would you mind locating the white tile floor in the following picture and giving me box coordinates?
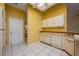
[2,42,69,56]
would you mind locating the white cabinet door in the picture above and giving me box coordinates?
[64,37,74,56]
[47,18,54,27]
[42,20,47,28]
[54,14,64,27]
[75,39,79,56]
[56,34,62,48]
[40,33,45,42]
[51,33,62,48]
[44,33,51,44]
[51,33,54,45]
[0,30,3,56]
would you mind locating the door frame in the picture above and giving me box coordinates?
[9,16,25,46]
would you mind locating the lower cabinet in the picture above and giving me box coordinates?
[51,33,63,49]
[40,32,45,42]
[44,33,51,44]
[40,32,51,45]
[63,37,74,56]
[75,39,79,56]
[40,32,75,56]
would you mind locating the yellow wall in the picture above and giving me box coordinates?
[5,4,25,47]
[27,5,42,44]
[0,3,5,8]
[5,4,25,19]
[42,4,67,31]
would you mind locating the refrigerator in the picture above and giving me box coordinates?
[0,7,5,56]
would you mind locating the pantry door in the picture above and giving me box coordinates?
[9,17,24,45]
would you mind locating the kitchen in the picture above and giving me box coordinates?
[0,3,79,56]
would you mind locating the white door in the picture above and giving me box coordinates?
[9,17,24,45]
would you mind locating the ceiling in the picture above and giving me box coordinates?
[7,3,27,12]
[7,3,57,12]
[31,3,57,12]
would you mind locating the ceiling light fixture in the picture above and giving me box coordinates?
[38,3,44,7]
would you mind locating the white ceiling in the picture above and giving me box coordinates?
[31,3,57,12]
[7,3,27,12]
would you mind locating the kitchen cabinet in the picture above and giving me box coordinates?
[74,38,79,56]
[54,14,64,27]
[42,14,64,28]
[74,35,79,56]
[42,20,47,28]
[63,37,74,56]
[40,32,64,49]
[51,33,63,49]
[40,32,45,42]
[40,31,79,56]
[47,18,54,27]
[44,33,51,44]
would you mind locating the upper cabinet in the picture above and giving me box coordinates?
[54,14,64,27]
[42,19,47,28]
[42,14,64,28]
[47,17,54,27]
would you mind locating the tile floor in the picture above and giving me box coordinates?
[2,42,69,56]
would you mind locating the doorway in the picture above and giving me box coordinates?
[9,17,24,45]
